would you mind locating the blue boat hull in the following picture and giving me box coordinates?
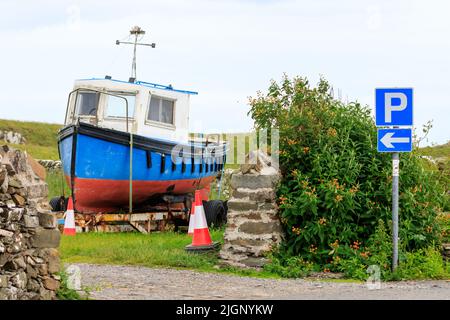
[58,123,225,213]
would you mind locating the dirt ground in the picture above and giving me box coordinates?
[71,263,450,300]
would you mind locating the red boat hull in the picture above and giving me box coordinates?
[69,176,215,213]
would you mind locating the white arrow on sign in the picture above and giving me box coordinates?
[380,132,410,148]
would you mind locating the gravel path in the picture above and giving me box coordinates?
[72,263,450,300]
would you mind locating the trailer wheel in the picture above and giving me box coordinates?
[49,196,67,212]
[203,200,227,228]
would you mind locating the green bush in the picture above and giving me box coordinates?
[264,251,315,278]
[391,247,449,280]
[249,75,448,278]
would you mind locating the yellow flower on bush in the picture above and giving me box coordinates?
[335,194,343,202]
[279,196,288,205]
[360,251,370,259]
[319,217,327,225]
[330,239,339,249]
[350,240,361,250]
[332,256,341,265]
[327,128,337,137]
[291,226,302,235]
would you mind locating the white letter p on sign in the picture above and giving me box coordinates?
[385,92,407,123]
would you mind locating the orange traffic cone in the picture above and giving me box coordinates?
[185,190,219,252]
[63,197,76,236]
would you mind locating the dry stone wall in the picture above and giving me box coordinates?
[0,131,26,145]
[219,152,282,268]
[37,160,62,171]
[0,145,60,300]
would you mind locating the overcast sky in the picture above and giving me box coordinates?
[0,0,449,145]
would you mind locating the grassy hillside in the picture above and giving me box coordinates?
[0,119,62,159]
[419,141,450,164]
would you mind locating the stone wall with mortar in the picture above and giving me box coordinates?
[0,145,60,300]
[219,152,282,268]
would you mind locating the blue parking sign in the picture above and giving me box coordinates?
[377,128,412,152]
[375,88,413,126]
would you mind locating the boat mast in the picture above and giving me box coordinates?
[116,26,156,81]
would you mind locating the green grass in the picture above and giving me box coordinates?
[419,141,450,159]
[60,230,279,279]
[46,169,70,200]
[7,143,59,160]
[0,119,61,160]
[0,119,62,147]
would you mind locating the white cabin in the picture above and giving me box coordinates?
[65,78,197,143]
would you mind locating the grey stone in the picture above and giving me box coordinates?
[9,208,24,221]
[8,178,22,188]
[231,172,279,189]
[0,193,11,201]
[13,256,27,269]
[3,163,16,176]
[227,199,258,211]
[0,169,6,186]
[0,253,11,267]
[31,228,60,248]
[228,239,268,247]
[23,215,40,228]
[11,271,27,289]
[0,275,8,288]
[5,200,15,208]
[27,279,41,292]
[38,212,57,229]
[241,257,268,268]
[26,264,38,279]
[239,221,280,235]
[37,263,48,276]
[233,187,276,202]
[46,248,60,274]
[0,228,13,237]
[39,287,53,300]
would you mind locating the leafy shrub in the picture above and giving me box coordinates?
[391,247,449,280]
[264,251,315,278]
[249,75,448,277]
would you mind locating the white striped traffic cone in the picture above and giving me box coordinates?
[185,190,219,252]
[63,197,76,236]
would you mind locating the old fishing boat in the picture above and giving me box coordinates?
[57,27,227,224]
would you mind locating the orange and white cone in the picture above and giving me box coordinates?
[63,197,76,236]
[185,190,219,252]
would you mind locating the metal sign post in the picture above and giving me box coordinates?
[375,88,413,272]
[391,152,399,270]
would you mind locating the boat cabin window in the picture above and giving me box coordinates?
[75,91,99,116]
[147,96,174,125]
[105,93,136,118]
